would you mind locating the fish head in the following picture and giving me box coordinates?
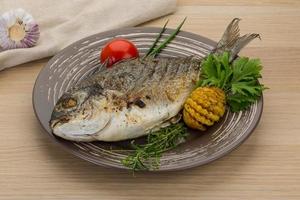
[49,84,111,141]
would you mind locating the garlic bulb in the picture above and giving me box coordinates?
[0,8,40,50]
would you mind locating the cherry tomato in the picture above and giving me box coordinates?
[100,38,139,67]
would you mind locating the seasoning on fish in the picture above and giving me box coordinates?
[50,18,260,142]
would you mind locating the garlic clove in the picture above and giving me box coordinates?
[0,8,40,50]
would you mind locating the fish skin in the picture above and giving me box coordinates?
[50,57,200,141]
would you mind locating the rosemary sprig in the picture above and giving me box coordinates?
[144,20,169,57]
[148,17,187,57]
[122,123,188,171]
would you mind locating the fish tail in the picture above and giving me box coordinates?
[214,18,261,61]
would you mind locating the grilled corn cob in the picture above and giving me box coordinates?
[183,87,226,131]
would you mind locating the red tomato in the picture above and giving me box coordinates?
[100,38,139,67]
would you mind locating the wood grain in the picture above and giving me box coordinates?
[0,0,300,199]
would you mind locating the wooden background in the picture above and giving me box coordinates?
[1,0,300,199]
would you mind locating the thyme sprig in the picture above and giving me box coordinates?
[122,123,188,171]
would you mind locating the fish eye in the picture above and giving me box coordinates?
[62,98,77,109]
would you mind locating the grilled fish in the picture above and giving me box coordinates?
[50,18,259,142]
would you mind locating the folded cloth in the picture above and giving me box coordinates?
[0,0,176,70]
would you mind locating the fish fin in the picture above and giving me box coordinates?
[215,18,261,61]
[229,33,261,61]
[145,113,182,134]
[154,114,182,130]
[216,18,241,52]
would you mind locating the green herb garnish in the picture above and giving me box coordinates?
[198,52,267,112]
[122,123,188,171]
[144,20,169,57]
[147,17,186,57]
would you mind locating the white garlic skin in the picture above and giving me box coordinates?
[0,8,40,50]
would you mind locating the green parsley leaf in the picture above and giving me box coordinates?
[231,57,262,83]
[198,52,267,112]
[198,52,232,89]
[227,93,255,112]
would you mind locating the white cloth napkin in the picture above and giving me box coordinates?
[0,0,176,70]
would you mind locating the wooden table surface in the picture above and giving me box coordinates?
[1,0,300,199]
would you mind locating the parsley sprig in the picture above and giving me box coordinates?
[198,52,267,112]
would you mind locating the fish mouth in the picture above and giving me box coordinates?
[50,117,70,129]
[50,111,70,129]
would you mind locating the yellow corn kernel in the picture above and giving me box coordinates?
[183,87,226,131]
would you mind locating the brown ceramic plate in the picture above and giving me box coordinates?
[33,27,263,171]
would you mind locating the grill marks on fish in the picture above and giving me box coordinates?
[147,57,199,102]
[69,57,199,120]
